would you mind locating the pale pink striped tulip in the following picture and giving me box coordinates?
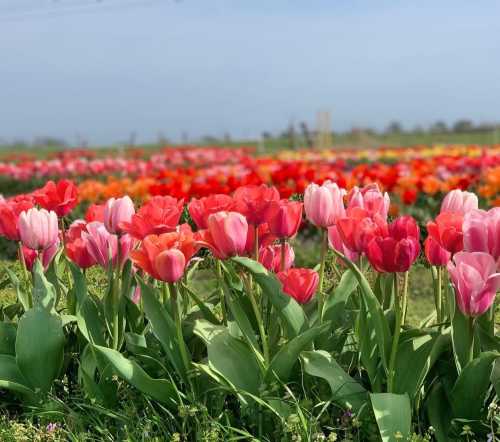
[347,183,390,220]
[18,208,59,251]
[447,252,500,317]
[104,196,135,234]
[441,189,478,215]
[304,181,346,228]
[463,208,500,264]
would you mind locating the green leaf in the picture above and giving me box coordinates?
[450,351,499,420]
[322,269,358,326]
[76,293,106,346]
[93,345,179,408]
[393,330,450,400]
[15,308,64,393]
[301,350,368,414]
[5,267,29,311]
[266,323,329,384]
[139,279,188,384]
[32,259,57,311]
[449,293,473,374]
[426,382,452,442]
[232,257,307,338]
[182,284,220,325]
[491,358,500,398]
[370,393,411,442]
[333,251,391,374]
[0,354,36,398]
[195,321,262,395]
[0,322,17,355]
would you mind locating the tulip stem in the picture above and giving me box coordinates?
[436,266,443,325]
[215,260,227,325]
[17,242,31,307]
[467,316,475,364]
[401,271,409,326]
[317,229,328,322]
[253,225,259,262]
[280,239,286,272]
[169,283,194,392]
[388,274,401,393]
[111,275,120,350]
[247,279,270,366]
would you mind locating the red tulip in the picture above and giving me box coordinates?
[0,200,33,241]
[197,211,248,259]
[327,224,359,262]
[130,228,198,282]
[244,223,277,256]
[337,208,388,254]
[22,240,60,272]
[427,212,463,254]
[365,216,420,273]
[259,243,295,273]
[188,194,234,229]
[277,268,319,304]
[121,196,184,240]
[65,220,96,269]
[85,203,106,222]
[266,199,303,239]
[33,179,78,217]
[233,184,280,225]
[424,236,451,266]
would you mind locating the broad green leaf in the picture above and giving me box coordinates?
[32,260,57,311]
[491,358,500,398]
[69,261,87,306]
[426,382,452,442]
[333,251,391,373]
[76,293,106,346]
[393,331,449,400]
[139,279,188,384]
[193,319,226,343]
[450,351,499,420]
[182,284,220,325]
[0,322,16,355]
[301,350,368,414]
[322,269,358,325]
[266,323,329,384]
[0,354,36,398]
[370,393,411,442]
[450,293,473,374]
[16,308,64,393]
[93,345,179,408]
[232,257,307,338]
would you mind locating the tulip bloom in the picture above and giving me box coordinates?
[327,224,359,262]
[441,189,478,215]
[365,216,420,273]
[22,240,60,272]
[121,196,184,240]
[424,236,451,266]
[18,208,59,251]
[0,200,33,241]
[427,212,464,254]
[447,252,500,317]
[85,203,106,222]
[463,208,500,263]
[188,194,234,229]
[259,243,295,273]
[65,220,96,269]
[104,196,135,234]
[244,223,277,257]
[337,208,388,254]
[197,211,248,259]
[82,222,135,269]
[347,183,390,220]
[233,184,280,226]
[266,199,303,239]
[130,229,198,283]
[277,268,319,304]
[304,181,346,228]
[33,179,78,217]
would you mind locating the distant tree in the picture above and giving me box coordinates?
[300,122,314,148]
[453,119,474,133]
[261,131,272,140]
[412,125,425,135]
[386,121,403,134]
[430,121,448,133]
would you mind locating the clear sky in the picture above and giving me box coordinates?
[1,0,499,145]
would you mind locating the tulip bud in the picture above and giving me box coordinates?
[304,181,346,228]
[277,268,319,304]
[18,208,59,251]
[104,196,135,234]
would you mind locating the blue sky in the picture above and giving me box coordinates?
[1,0,499,145]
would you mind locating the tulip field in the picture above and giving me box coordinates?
[1,144,500,441]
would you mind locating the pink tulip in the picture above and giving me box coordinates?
[441,189,478,215]
[259,243,295,273]
[447,252,500,317]
[347,183,390,220]
[22,239,60,272]
[18,208,59,251]
[104,196,135,234]
[463,208,500,263]
[304,181,346,228]
[154,249,186,283]
[277,268,319,304]
[196,211,248,259]
[327,224,359,262]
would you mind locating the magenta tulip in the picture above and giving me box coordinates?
[463,208,500,263]
[259,243,295,273]
[347,183,390,220]
[447,252,500,317]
